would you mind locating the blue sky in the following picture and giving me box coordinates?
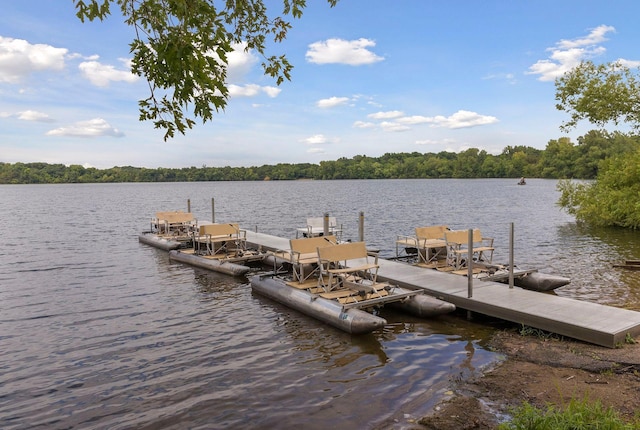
[1,1,639,169]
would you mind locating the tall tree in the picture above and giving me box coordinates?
[555,60,640,228]
[74,0,337,140]
[555,61,640,132]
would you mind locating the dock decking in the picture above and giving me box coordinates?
[245,231,640,348]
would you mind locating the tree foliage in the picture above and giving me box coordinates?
[3,131,639,184]
[555,60,640,228]
[557,148,640,229]
[74,0,337,140]
[555,61,640,132]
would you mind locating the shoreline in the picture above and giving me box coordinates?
[417,328,640,429]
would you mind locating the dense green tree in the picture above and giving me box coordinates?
[540,137,575,178]
[555,61,640,132]
[2,136,636,184]
[74,0,338,140]
[557,149,640,228]
[555,61,640,228]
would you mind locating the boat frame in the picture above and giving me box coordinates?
[251,259,456,334]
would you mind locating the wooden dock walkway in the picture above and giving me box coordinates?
[245,231,640,348]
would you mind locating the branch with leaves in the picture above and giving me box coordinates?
[74,0,337,140]
[555,61,640,133]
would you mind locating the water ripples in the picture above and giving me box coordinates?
[1,180,638,429]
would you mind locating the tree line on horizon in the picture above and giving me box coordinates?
[1,130,638,184]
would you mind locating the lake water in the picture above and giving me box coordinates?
[1,179,640,429]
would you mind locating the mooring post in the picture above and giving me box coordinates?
[509,222,514,288]
[359,211,364,242]
[323,212,329,236]
[467,228,473,298]
[211,198,215,223]
[187,199,191,213]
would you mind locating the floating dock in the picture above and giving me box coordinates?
[245,231,640,348]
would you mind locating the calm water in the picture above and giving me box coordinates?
[1,179,640,429]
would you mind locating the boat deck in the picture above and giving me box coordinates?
[246,231,640,348]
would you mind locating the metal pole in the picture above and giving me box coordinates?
[323,212,329,236]
[509,222,514,288]
[467,228,473,298]
[359,211,364,242]
[211,198,215,223]
[187,199,191,213]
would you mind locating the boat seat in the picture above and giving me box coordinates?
[396,225,448,264]
[153,211,197,235]
[317,241,380,294]
[444,229,494,270]
[296,216,342,240]
[289,235,338,284]
[415,225,448,264]
[395,235,418,256]
[192,223,246,257]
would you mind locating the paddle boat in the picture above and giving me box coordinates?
[394,226,570,292]
[138,210,197,250]
[253,239,456,334]
[140,212,262,276]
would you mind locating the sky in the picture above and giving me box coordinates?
[1,1,640,169]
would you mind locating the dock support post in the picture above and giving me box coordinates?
[323,213,329,236]
[211,198,215,223]
[509,222,514,288]
[187,199,191,213]
[467,228,473,298]
[359,211,364,242]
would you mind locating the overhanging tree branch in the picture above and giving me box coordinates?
[74,0,338,140]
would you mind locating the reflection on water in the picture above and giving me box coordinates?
[0,179,639,429]
[551,224,640,308]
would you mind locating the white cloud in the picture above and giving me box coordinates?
[380,121,410,132]
[46,118,124,137]
[302,134,329,144]
[353,121,375,129]
[557,25,614,49]
[396,115,431,125]
[17,110,54,122]
[306,38,384,65]
[0,36,67,83]
[527,25,615,81]
[359,110,498,132]
[618,59,640,68]
[214,44,279,98]
[423,110,498,129]
[228,84,260,97]
[78,58,138,87]
[368,110,404,120]
[317,96,350,108]
[261,86,281,97]
[226,42,259,83]
[300,134,340,145]
[228,84,281,98]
